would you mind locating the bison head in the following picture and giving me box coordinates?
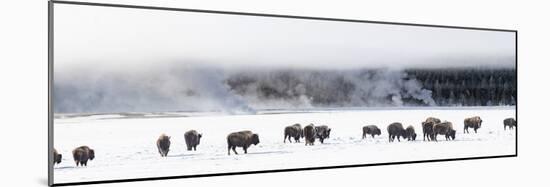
[375,128,381,136]
[400,130,408,138]
[89,149,95,160]
[251,134,260,145]
[447,130,456,140]
[55,154,62,164]
[479,119,483,127]
[326,128,331,138]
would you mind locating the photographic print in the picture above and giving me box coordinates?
[49,1,517,185]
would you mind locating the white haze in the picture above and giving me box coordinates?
[54,4,515,70]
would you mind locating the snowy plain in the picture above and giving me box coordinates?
[53,107,516,184]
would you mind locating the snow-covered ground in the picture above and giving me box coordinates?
[53,107,516,184]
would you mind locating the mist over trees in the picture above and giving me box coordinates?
[405,68,516,106]
[226,68,516,108]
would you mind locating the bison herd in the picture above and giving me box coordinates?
[53,116,516,167]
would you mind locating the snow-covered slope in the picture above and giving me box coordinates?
[53,107,516,183]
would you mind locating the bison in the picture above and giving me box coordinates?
[433,121,456,141]
[464,116,482,133]
[284,123,303,143]
[72,146,94,166]
[227,130,260,155]
[422,117,440,141]
[303,124,316,146]
[315,125,331,144]
[53,148,62,165]
[387,122,407,142]
[184,130,202,151]
[362,125,381,139]
[503,118,516,130]
[422,121,435,141]
[156,134,171,157]
[405,125,417,141]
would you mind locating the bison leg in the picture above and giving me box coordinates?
[227,145,231,155]
[464,127,469,134]
[474,128,478,133]
[362,132,366,139]
[371,134,375,138]
[243,146,248,154]
[232,146,238,155]
[283,134,290,143]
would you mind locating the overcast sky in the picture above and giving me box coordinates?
[54,4,516,71]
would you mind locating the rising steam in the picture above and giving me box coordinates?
[54,64,439,114]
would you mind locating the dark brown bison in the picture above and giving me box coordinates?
[425,117,441,124]
[156,134,171,157]
[422,121,435,141]
[433,121,456,141]
[422,117,440,141]
[53,148,62,165]
[362,125,381,139]
[227,130,260,155]
[184,130,202,151]
[284,123,303,143]
[387,122,407,142]
[303,124,316,146]
[464,116,482,133]
[405,125,417,141]
[72,146,94,166]
[315,125,331,143]
[503,118,516,130]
